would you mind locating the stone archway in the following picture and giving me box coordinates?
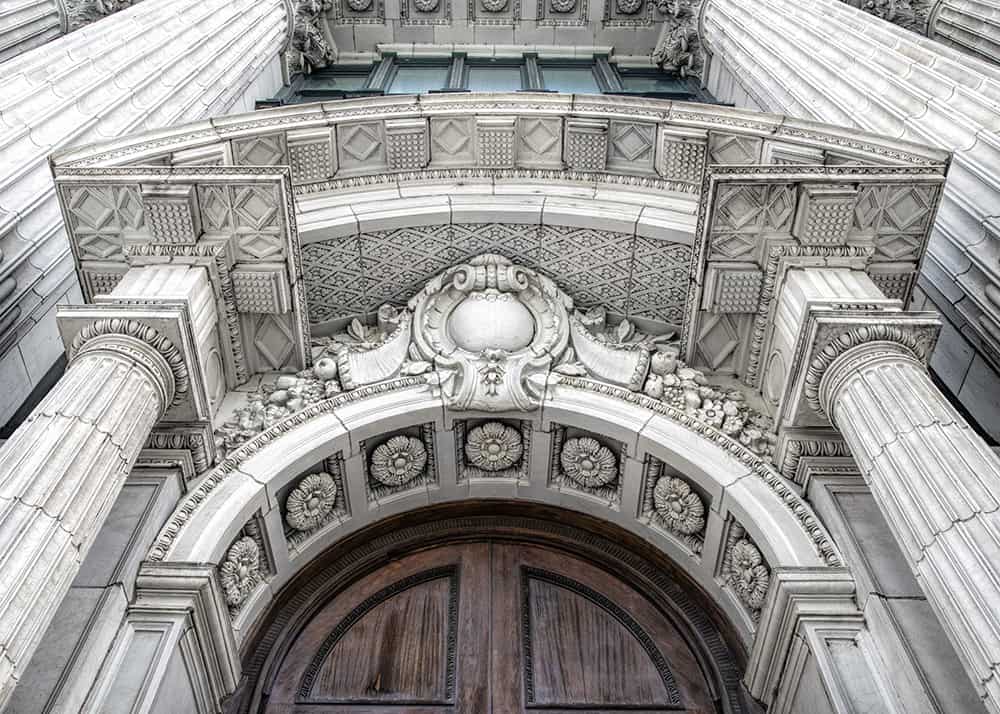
[230,502,751,714]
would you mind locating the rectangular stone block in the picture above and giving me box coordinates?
[140,184,202,245]
[286,128,336,184]
[385,118,429,170]
[792,184,858,246]
[476,117,516,168]
[231,264,292,314]
[564,118,608,172]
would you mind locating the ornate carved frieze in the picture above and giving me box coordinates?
[287,129,336,184]
[290,0,337,72]
[54,168,311,391]
[59,0,135,33]
[564,119,609,172]
[385,118,430,170]
[652,0,703,76]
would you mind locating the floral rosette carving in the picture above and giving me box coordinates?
[616,0,643,13]
[729,539,770,610]
[560,437,617,488]
[414,0,440,11]
[220,537,262,607]
[481,0,508,11]
[465,422,523,471]
[550,0,576,11]
[643,347,776,459]
[348,0,373,10]
[286,472,338,532]
[653,476,705,536]
[370,435,428,486]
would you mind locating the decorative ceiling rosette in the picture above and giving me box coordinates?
[481,0,509,11]
[219,537,262,607]
[465,422,523,471]
[729,538,770,610]
[550,0,577,12]
[370,435,428,486]
[616,0,643,14]
[285,472,338,532]
[347,0,373,10]
[653,476,705,536]
[560,437,618,488]
[408,254,571,412]
[414,0,441,10]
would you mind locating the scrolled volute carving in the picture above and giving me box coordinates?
[409,254,571,412]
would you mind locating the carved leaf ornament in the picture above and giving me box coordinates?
[465,421,523,471]
[653,476,706,536]
[220,537,262,607]
[370,435,428,486]
[561,437,618,488]
[286,472,338,531]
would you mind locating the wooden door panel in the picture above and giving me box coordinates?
[303,568,456,705]
[263,543,490,713]
[522,567,680,709]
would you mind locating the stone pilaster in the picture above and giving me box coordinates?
[816,336,1000,711]
[0,322,177,709]
[700,0,1000,386]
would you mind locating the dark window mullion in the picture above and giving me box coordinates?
[365,55,396,91]
[594,55,623,93]
[446,53,467,90]
[524,54,544,90]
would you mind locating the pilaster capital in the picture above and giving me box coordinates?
[777,309,940,429]
[57,303,213,423]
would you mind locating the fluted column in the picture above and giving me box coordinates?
[701,0,1000,376]
[818,339,1000,711]
[929,0,1000,65]
[0,323,177,709]
[0,0,60,62]
[0,0,289,425]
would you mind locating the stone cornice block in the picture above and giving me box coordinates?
[657,125,708,184]
[385,117,430,170]
[133,562,240,699]
[778,308,941,429]
[140,184,203,245]
[56,303,211,423]
[792,184,859,246]
[564,118,608,172]
[286,128,336,184]
[744,567,859,705]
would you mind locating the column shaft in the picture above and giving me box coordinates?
[0,0,60,63]
[929,0,1000,65]
[0,335,171,709]
[824,344,1000,710]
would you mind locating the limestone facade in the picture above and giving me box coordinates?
[0,2,1000,713]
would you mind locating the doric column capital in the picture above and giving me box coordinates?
[69,319,189,416]
[806,323,936,422]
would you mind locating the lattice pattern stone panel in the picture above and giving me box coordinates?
[302,223,692,326]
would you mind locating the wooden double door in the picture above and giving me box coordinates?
[265,541,717,713]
